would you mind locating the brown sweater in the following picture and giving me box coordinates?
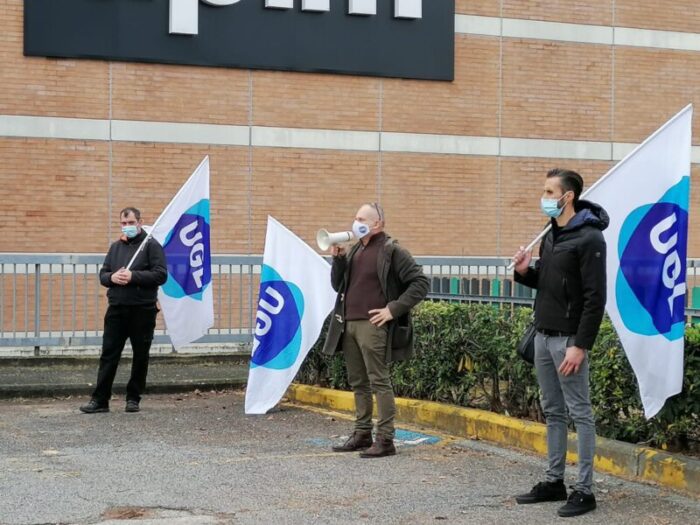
[345,232,387,321]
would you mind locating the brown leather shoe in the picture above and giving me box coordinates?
[331,431,373,452]
[359,435,396,458]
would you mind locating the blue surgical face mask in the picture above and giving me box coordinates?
[540,194,569,218]
[121,225,139,239]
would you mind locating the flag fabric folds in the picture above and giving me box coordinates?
[245,216,336,415]
[149,156,214,350]
[586,105,693,418]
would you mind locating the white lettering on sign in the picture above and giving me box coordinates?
[252,286,285,355]
[179,220,205,289]
[265,0,293,8]
[170,0,239,35]
[649,213,686,315]
[301,0,330,12]
[348,0,376,15]
[395,0,422,19]
[170,0,422,36]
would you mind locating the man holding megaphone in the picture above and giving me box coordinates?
[321,203,429,458]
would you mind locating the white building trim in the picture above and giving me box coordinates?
[456,14,700,52]
[2,114,698,162]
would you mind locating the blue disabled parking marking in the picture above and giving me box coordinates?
[307,429,440,448]
[394,429,441,447]
[305,437,333,447]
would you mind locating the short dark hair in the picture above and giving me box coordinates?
[546,168,583,202]
[120,207,141,221]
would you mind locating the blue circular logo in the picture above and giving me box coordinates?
[616,178,689,341]
[251,265,305,370]
[161,200,211,301]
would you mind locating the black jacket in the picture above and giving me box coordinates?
[99,230,168,306]
[322,235,430,363]
[514,200,608,350]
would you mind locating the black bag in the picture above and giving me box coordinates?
[516,322,537,364]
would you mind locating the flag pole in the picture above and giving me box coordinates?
[507,104,693,271]
[125,156,209,270]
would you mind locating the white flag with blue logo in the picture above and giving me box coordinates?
[245,216,336,414]
[585,105,692,418]
[150,156,214,350]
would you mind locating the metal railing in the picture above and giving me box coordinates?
[1,254,699,350]
[0,254,262,350]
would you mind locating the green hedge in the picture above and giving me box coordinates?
[297,302,700,451]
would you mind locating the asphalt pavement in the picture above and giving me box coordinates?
[0,391,698,525]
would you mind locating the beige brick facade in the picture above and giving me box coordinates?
[502,1,614,26]
[616,0,700,33]
[502,40,613,141]
[2,0,700,261]
[383,36,501,136]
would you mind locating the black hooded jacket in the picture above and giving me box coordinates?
[99,230,168,306]
[514,200,609,350]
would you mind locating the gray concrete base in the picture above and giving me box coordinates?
[0,353,250,399]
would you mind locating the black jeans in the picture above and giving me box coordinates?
[92,304,158,405]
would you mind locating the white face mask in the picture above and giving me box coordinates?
[352,220,371,239]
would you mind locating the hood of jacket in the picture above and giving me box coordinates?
[556,199,609,233]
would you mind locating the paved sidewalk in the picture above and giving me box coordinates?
[0,392,698,525]
[0,354,249,398]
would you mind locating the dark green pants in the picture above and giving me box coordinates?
[343,320,395,439]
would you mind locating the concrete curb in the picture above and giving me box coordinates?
[0,379,247,399]
[0,353,250,367]
[0,354,249,399]
[287,384,700,496]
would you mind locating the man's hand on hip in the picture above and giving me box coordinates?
[369,307,393,327]
[559,345,586,376]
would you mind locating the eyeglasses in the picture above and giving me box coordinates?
[371,202,384,222]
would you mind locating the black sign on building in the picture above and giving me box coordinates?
[24,0,455,81]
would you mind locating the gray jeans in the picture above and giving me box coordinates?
[535,332,596,494]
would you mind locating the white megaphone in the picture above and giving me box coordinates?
[316,229,355,251]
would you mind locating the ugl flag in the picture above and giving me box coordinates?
[587,105,692,418]
[150,156,214,350]
[245,217,336,414]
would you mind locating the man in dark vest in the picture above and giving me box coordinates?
[323,203,429,457]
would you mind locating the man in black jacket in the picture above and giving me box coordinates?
[80,207,167,414]
[323,203,429,458]
[512,169,608,518]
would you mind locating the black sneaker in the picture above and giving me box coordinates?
[79,400,109,414]
[515,480,567,504]
[558,490,596,517]
[125,400,140,413]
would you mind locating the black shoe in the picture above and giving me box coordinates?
[332,431,373,452]
[79,400,109,414]
[125,400,140,413]
[558,490,596,517]
[515,480,567,504]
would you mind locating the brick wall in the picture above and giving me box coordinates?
[502,1,613,26]
[383,36,500,136]
[1,0,700,259]
[0,0,109,118]
[616,0,700,33]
